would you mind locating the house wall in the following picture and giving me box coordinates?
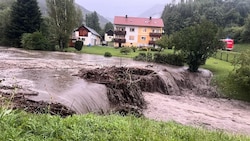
[72,27,101,46]
[124,26,138,47]
[114,25,163,47]
[105,33,114,42]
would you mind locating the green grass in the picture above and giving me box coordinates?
[0,109,249,141]
[213,50,240,63]
[65,46,174,58]
[233,43,250,52]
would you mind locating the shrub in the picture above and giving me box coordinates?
[229,50,250,92]
[154,53,185,66]
[21,32,52,50]
[74,41,83,51]
[120,47,131,55]
[104,52,112,57]
[131,46,137,52]
[134,53,153,62]
[134,53,147,61]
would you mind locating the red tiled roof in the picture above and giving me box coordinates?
[114,16,164,28]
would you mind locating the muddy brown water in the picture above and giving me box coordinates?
[0,46,250,135]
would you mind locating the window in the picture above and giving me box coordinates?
[129,36,134,40]
[141,36,146,41]
[143,28,147,32]
[130,28,135,32]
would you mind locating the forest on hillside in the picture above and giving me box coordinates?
[162,0,250,43]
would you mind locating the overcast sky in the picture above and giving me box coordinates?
[75,0,173,18]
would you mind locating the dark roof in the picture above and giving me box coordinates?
[106,29,114,36]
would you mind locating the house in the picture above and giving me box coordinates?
[104,29,114,42]
[70,25,101,47]
[113,15,164,47]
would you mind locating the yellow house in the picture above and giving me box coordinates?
[113,16,164,47]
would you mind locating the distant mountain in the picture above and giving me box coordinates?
[37,0,110,28]
[139,4,165,18]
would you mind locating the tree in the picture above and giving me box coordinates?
[5,0,42,47]
[242,15,250,43]
[86,11,101,34]
[172,20,222,72]
[229,50,250,93]
[46,0,79,50]
[104,22,114,32]
[0,6,11,45]
[155,35,174,51]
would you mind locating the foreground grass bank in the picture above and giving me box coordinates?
[0,109,249,141]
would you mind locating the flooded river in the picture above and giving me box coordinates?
[1,46,250,135]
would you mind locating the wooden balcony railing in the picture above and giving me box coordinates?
[149,32,162,37]
[114,38,126,43]
[114,30,126,35]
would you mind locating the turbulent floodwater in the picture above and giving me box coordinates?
[1,47,250,135]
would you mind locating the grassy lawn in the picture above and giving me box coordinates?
[0,109,249,141]
[233,43,250,52]
[65,46,174,58]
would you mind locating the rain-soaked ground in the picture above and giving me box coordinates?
[0,46,250,135]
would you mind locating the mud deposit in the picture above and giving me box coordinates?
[0,47,250,135]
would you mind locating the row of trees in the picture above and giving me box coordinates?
[162,0,250,43]
[0,0,114,50]
[154,0,250,72]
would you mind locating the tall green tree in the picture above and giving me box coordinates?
[172,20,222,72]
[86,11,101,34]
[242,15,250,43]
[104,22,114,32]
[0,3,12,45]
[46,0,79,50]
[5,0,42,47]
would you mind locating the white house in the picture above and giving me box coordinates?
[70,25,101,46]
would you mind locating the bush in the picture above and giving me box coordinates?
[74,41,83,51]
[229,50,250,92]
[120,47,131,55]
[21,32,52,50]
[104,52,112,57]
[134,53,153,62]
[154,53,185,66]
[150,47,161,52]
[131,46,137,52]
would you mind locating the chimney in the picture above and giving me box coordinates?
[125,15,128,18]
[149,17,152,20]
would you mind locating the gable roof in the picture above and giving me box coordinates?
[114,16,164,28]
[75,25,101,37]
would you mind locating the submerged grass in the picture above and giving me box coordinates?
[0,109,249,141]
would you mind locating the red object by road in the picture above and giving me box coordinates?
[221,39,234,50]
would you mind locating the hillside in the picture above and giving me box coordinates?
[139,4,165,18]
[37,0,110,28]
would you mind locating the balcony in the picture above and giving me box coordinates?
[149,40,156,45]
[149,32,162,37]
[114,38,126,43]
[114,30,126,35]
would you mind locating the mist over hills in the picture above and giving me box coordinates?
[37,0,110,28]
[139,4,165,18]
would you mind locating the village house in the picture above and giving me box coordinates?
[104,29,114,42]
[70,25,101,47]
[113,15,164,47]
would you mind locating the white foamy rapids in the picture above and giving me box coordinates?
[56,80,110,114]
